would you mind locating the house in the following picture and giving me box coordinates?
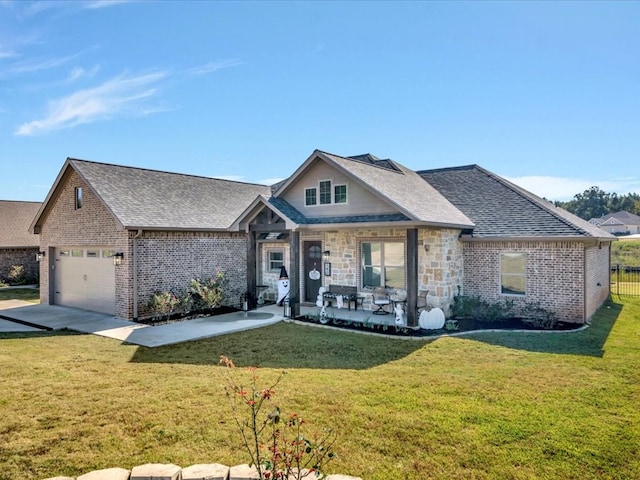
[30,159,271,317]
[0,200,42,285]
[32,150,615,325]
[589,211,640,235]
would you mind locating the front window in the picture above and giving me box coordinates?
[268,250,284,271]
[501,253,526,295]
[361,241,405,288]
[305,188,317,206]
[319,180,332,204]
[334,184,347,204]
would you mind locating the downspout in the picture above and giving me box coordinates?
[133,229,143,320]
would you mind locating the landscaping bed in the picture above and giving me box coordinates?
[296,314,583,337]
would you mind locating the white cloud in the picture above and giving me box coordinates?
[259,177,286,186]
[67,65,100,82]
[9,53,79,74]
[505,175,640,202]
[83,0,132,9]
[14,71,167,136]
[187,59,243,75]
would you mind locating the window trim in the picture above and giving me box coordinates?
[267,249,285,271]
[334,184,348,204]
[319,180,332,205]
[500,252,526,296]
[304,187,317,206]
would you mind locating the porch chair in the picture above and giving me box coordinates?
[372,286,391,315]
[417,290,430,316]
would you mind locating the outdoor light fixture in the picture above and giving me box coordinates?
[423,244,430,253]
[322,250,331,258]
[113,252,124,266]
[36,251,46,262]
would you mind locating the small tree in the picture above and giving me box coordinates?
[187,271,226,311]
[219,356,336,479]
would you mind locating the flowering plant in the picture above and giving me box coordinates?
[148,289,181,320]
[187,271,226,310]
[219,355,336,479]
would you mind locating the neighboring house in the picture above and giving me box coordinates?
[32,151,615,325]
[589,211,640,235]
[0,200,42,284]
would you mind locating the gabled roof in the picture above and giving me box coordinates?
[590,211,640,226]
[419,165,616,240]
[0,200,41,248]
[32,159,272,232]
[273,150,474,229]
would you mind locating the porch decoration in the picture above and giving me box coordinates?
[394,303,406,327]
[277,266,290,306]
[419,307,445,330]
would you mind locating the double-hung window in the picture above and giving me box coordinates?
[361,241,405,289]
[305,188,317,206]
[500,253,526,295]
[268,250,284,271]
[334,184,347,204]
[319,180,332,204]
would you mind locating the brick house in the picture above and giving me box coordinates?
[32,151,615,324]
[0,200,41,285]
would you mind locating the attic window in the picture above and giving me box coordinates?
[334,184,347,204]
[75,187,83,209]
[319,181,331,204]
[305,188,317,206]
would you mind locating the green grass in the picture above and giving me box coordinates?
[612,237,640,266]
[0,287,40,303]
[1,298,639,479]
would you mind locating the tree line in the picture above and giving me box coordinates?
[553,186,640,221]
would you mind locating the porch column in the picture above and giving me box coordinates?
[289,230,301,318]
[407,228,418,327]
[247,230,257,309]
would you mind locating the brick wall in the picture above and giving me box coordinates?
[0,248,39,284]
[584,242,611,321]
[38,171,130,315]
[135,231,248,319]
[462,240,588,323]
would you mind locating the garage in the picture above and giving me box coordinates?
[53,247,116,315]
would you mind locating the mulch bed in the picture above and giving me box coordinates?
[295,315,583,337]
[137,306,240,326]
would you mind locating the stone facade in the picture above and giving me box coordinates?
[461,240,608,323]
[305,226,463,314]
[0,247,39,284]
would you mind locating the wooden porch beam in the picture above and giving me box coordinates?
[406,228,418,327]
[290,231,301,318]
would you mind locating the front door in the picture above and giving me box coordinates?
[304,241,322,302]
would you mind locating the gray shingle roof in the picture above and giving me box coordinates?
[313,151,474,229]
[69,159,272,230]
[419,165,615,239]
[0,200,41,247]
[590,211,640,226]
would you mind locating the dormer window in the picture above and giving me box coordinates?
[305,180,348,206]
[319,181,332,204]
[305,188,317,206]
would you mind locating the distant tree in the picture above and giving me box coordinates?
[556,188,640,220]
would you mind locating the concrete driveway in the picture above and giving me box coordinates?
[0,302,283,347]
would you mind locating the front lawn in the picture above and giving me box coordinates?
[0,287,40,303]
[1,297,639,479]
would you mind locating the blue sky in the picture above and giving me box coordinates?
[2,0,639,202]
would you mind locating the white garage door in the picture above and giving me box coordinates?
[54,247,116,315]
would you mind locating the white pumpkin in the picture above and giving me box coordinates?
[419,308,445,330]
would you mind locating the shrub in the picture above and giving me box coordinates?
[148,290,182,320]
[186,271,226,311]
[220,355,336,479]
[451,293,515,323]
[8,265,28,285]
[521,301,558,329]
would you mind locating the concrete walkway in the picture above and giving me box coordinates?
[0,301,284,347]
